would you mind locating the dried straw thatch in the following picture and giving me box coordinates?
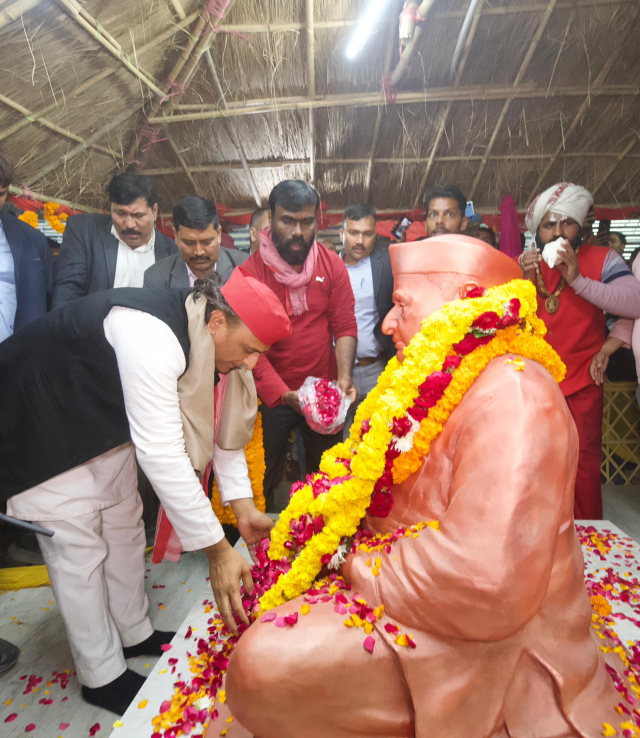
[1,0,639,215]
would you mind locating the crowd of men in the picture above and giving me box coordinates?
[2,144,640,711]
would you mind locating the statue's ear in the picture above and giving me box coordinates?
[458,281,482,299]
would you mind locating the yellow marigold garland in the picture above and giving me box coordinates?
[259,280,566,613]
[18,211,39,228]
[43,202,68,233]
[211,408,266,526]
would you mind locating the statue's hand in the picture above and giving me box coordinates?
[231,498,275,562]
[203,538,254,635]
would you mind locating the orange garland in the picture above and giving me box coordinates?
[211,408,266,526]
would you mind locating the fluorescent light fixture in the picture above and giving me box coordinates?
[345,0,394,60]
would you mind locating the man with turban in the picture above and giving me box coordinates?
[216,236,626,738]
[521,182,640,519]
[0,270,291,714]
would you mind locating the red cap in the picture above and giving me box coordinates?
[221,267,292,346]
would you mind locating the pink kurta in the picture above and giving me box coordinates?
[219,357,624,738]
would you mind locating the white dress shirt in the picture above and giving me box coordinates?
[345,255,383,359]
[0,218,17,343]
[112,225,156,288]
[9,307,253,552]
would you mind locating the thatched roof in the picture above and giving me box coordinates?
[2,0,639,217]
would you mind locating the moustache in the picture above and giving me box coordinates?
[121,230,142,236]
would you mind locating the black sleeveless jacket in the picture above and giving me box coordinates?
[0,288,192,500]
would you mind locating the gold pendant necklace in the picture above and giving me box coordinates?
[534,245,580,314]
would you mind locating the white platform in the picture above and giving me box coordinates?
[2,524,639,738]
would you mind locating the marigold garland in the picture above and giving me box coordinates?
[18,211,39,228]
[259,280,566,613]
[211,408,266,526]
[43,202,68,233]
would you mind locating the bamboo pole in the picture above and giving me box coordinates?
[0,11,200,146]
[306,0,316,185]
[0,92,122,159]
[169,0,187,20]
[413,0,484,208]
[468,0,559,199]
[149,84,638,124]
[166,135,200,193]
[0,0,42,29]
[523,5,640,206]
[198,0,633,33]
[141,151,640,176]
[592,137,639,197]
[26,105,144,186]
[8,184,104,213]
[52,0,164,97]
[364,12,398,202]
[203,49,261,205]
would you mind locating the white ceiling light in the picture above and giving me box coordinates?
[345,0,394,60]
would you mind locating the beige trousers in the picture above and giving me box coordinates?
[35,490,153,688]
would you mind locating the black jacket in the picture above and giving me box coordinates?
[0,288,191,500]
[143,247,248,289]
[52,214,177,309]
[0,212,53,332]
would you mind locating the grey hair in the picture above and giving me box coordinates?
[191,273,241,327]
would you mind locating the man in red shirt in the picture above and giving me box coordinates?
[520,182,640,519]
[242,181,358,511]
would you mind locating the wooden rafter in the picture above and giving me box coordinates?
[199,0,633,34]
[364,11,398,202]
[0,92,121,159]
[52,0,164,97]
[468,0,559,199]
[306,0,316,185]
[149,84,639,124]
[141,150,640,176]
[26,105,144,186]
[413,0,485,208]
[523,4,640,205]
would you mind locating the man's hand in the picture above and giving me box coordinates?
[230,498,274,562]
[203,538,254,635]
[589,350,610,387]
[520,248,541,280]
[337,376,358,407]
[283,390,303,415]
[553,239,581,284]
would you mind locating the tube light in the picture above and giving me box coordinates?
[345,0,394,60]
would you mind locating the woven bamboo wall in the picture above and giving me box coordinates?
[602,381,640,485]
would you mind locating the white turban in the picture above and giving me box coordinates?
[525,182,594,235]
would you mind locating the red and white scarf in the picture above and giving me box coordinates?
[259,228,317,316]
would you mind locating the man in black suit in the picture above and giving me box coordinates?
[52,172,176,308]
[0,150,53,342]
[340,204,395,438]
[144,196,247,289]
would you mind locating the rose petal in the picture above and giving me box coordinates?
[260,612,277,623]
[363,636,375,654]
[26,725,36,732]
[275,617,287,628]
[334,604,348,615]
[59,724,70,731]
[89,723,101,737]
[159,700,172,714]
[160,644,172,652]
[5,714,18,723]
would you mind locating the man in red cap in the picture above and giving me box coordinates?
[0,271,291,715]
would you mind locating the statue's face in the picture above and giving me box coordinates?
[382,274,448,362]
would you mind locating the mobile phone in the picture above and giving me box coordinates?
[394,217,411,240]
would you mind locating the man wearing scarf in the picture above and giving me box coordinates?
[242,180,358,512]
[0,270,291,714]
[520,182,640,519]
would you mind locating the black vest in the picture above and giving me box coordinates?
[0,288,192,500]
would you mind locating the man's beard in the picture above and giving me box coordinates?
[272,228,315,266]
[535,230,582,252]
[427,224,460,238]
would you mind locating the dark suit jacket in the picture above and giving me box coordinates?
[370,245,396,358]
[0,212,53,332]
[52,214,177,309]
[142,247,248,289]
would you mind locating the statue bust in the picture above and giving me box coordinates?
[208,235,628,738]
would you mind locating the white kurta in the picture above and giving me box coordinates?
[112,226,156,288]
[8,307,254,687]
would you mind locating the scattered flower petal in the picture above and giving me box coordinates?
[363,636,375,653]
